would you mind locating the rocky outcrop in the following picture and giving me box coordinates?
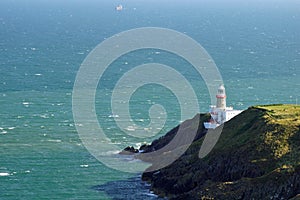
[139,105,300,199]
[119,146,139,155]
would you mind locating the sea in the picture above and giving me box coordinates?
[0,0,299,199]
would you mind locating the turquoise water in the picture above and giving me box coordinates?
[0,0,299,199]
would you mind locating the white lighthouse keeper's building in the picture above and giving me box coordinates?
[204,85,243,129]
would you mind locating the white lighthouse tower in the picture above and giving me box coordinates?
[216,84,226,109]
[204,84,243,129]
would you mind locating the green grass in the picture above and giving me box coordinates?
[143,104,300,198]
[202,104,300,172]
[255,104,300,126]
[255,105,300,163]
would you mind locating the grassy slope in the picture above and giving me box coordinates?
[210,104,300,170]
[142,104,300,199]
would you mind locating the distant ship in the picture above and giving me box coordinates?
[116,4,123,11]
[204,85,243,129]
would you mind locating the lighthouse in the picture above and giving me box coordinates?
[216,84,226,109]
[204,84,243,129]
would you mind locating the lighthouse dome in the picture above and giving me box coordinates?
[218,84,225,94]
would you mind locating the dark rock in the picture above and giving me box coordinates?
[290,194,300,200]
[119,146,139,155]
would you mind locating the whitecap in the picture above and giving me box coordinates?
[145,192,158,197]
[99,150,120,156]
[125,126,136,131]
[108,142,121,145]
[34,73,42,76]
[0,172,10,177]
[80,164,89,168]
[8,127,15,130]
[108,114,119,118]
[39,114,49,119]
[135,143,144,149]
[47,139,62,143]
[237,102,244,106]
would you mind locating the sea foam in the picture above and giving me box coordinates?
[0,172,10,177]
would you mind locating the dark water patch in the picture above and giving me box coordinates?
[92,176,166,200]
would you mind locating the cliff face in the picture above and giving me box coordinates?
[141,105,300,199]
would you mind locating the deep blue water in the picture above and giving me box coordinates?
[0,0,299,199]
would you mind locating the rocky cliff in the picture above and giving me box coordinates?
[137,104,300,199]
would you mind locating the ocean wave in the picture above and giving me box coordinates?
[108,114,119,118]
[144,192,158,197]
[22,102,32,107]
[33,114,49,119]
[99,150,121,156]
[124,125,138,131]
[1,144,32,147]
[47,139,62,143]
[0,172,10,177]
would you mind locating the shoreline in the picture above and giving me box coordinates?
[122,104,300,199]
